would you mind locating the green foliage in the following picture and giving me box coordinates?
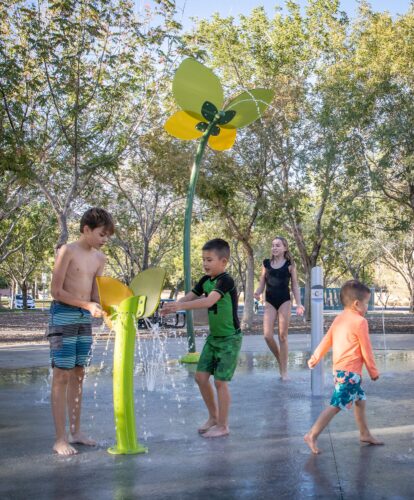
[0,0,181,244]
[1,1,414,308]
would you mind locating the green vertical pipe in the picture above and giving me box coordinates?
[108,296,147,455]
[183,116,221,353]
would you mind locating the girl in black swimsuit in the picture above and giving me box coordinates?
[254,236,304,380]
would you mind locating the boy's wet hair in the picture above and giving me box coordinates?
[80,207,115,235]
[202,238,230,259]
[340,280,371,306]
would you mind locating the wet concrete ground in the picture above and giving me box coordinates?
[0,334,413,499]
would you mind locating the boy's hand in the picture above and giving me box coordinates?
[160,302,179,316]
[308,359,315,369]
[253,291,261,300]
[86,302,104,318]
[371,375,379,381]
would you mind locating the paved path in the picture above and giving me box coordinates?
[0,335,413,499]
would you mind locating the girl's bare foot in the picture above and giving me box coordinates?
[304,433,321,454]
[69,432,96,446]
[202,425,229,438]
[53,439,78,455]
[198,417,217,434]
[360,434,384,445]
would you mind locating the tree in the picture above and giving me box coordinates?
[186,1,355,319]
[0,202,57,308]
[0,0,180,246]
[0,174,30,263]
[380,229,414,312]
[102,162,185,282]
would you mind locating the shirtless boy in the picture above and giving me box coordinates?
[48,207,114,455]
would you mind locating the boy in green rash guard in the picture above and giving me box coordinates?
[161,239,242,438]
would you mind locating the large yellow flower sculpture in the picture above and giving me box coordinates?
[164,58,274,363]
[165,58,274,151]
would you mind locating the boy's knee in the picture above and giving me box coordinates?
[53,368,70,384]
[73,366,85,380]
[263,333,273,342]
[195,371,210,386]
[214,379,228,390]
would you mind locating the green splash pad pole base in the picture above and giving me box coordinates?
[109,296,147,455]
[180,352,200,364]
[107,445,148,455]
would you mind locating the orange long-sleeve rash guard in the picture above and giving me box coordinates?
[309,309,379,378]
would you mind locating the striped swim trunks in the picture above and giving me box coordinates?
[47,301,93,369]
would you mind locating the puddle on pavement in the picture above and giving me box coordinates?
[0,350,413,386]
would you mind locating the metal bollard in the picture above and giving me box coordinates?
[311,266,324,396]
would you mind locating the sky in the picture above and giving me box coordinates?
[169,0,413,29]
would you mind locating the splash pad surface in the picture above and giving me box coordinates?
[0,335,413,499]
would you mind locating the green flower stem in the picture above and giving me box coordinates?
[108,296,147,455]
[184,116,221,353]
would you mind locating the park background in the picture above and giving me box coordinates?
[1,3,414,499]
[1,0,414,331]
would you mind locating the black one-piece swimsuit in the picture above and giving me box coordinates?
[263,259,291,310]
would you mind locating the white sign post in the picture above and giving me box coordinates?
[311,266,324,396]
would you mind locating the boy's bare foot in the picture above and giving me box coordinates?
[280,374,290,381]
[304,433,321,454]
[69,432,96,446]
[360,434,384,445]
[198,417,217,434]
[202,425,229,438]
[53,439,78,456]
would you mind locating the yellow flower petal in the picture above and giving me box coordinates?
[96,276,133,314]
[208,127,236,151]
[164,111,204,140]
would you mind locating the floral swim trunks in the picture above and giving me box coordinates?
[330,370,366,410]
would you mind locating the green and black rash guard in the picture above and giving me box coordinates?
[192,272,240,337]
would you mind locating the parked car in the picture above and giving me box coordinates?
[14,294,36,309]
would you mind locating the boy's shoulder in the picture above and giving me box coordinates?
[335,309,368,327]
[215,272,235,284]
[55,242,76,259]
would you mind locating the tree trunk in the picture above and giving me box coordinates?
[22,281,28,309]
[242,244,254,330]
[304,269,311,321]
[170,280,183,299]
[142,239,149,270]
[56,212,69,250]
[10,280,16,309]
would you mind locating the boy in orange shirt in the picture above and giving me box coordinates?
[304,280,384,454]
